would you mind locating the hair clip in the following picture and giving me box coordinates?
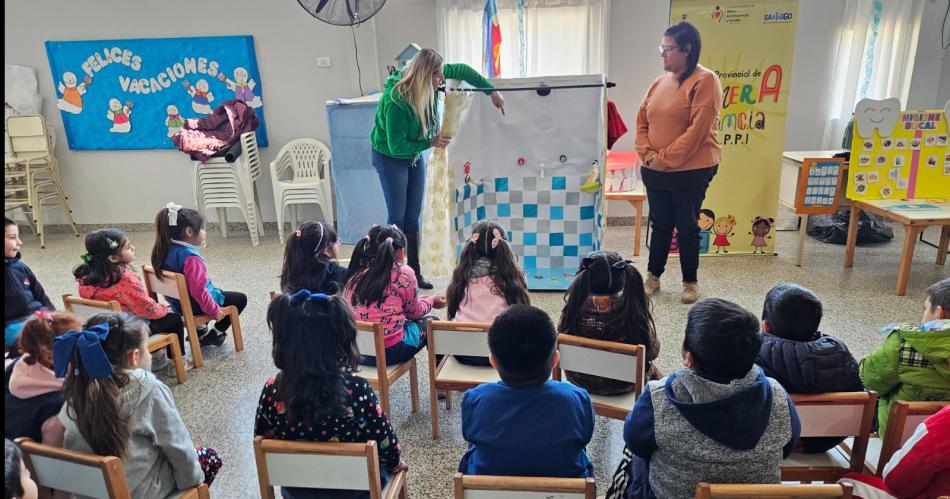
[34,310,53,322]
[80,252,91,263]
[470,232,480,244]
[611,259,632,270]
[491,228,503,249]
[165,202,182,226]
[385,237,394,245]
[313,223,325,255]
[105,238,118,250]
[295,229,302,238]
[290,289,332,304]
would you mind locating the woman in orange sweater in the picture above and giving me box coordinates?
[637,21,722,304]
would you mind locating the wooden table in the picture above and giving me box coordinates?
[844,199,950,295]
[605,182,647,257]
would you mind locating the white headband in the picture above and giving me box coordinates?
[165,202,182,226]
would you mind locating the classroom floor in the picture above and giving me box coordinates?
[20,222,948,498]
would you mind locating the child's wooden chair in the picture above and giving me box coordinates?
[426,321,499,439]
[552,333,645,421]
[453,473,596,499]
[694,482,853,498]
[355,321,419,418]
[253,436,408,499]
[141,265,244,369]
[781,391,877,483]
[839,400,949,475]
[15,437,209,499]
[62,294,186,384]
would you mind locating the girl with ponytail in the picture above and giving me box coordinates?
[56,312,221,496]
[558,251,661,395]
[343,225,446,366]
[279,221,346,294]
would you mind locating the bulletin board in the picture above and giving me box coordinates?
[848,100,949,200]
[795,158,845,214]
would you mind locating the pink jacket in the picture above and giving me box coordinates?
[344,264,434,348]
[78,266,171,320]
[8,354,62,398]
[453,275,510,323]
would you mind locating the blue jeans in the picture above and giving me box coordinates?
[372,149,426,233]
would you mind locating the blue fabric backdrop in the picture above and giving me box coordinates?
[45,35,268,150]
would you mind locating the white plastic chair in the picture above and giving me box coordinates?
[192,132,264,245]
[269,138,334,241]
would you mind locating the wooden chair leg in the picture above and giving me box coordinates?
[228,306,244,351]
[184,316,204,368]
[430,382,440,439]
[409,360,419,413]
[445,391,452,411]
[169,335,186,384]
[379,382,391,417]
[937,225,949,266]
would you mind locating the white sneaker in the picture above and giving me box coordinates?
[644,273,661,296]
[151,350,171,372]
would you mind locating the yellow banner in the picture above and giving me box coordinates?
[670,0,797,255]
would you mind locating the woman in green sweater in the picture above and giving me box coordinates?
[370,48,504,289]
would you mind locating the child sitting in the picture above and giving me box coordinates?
[755,283,863,453]
[459,305,595,478]
[279,221,347,294]
[558,251,660,394]
[255,290,405,499]
[5,217,54,351]
[75,228,185,359]
[55,312,221,496]
[5,312,78,445]
[446,220,529,365]
[860,277,950,438]
[5,438,38,499]
[150,203,246,347]
[624,298,800,498]
[343,225,446,366]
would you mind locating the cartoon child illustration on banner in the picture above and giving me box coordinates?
[183,79,214,114]
[56,72,92,114]
[749,216,774,254]
[712,215,736,254]
[698,208,715,254]
[218,67,262,108]
[106,98,133,133]
[165,104,184,137]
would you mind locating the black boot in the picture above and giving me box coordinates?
[406,232,433,289]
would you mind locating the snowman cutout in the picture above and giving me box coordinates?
[56,72,92,114]
[165,105,184,138]
[219,67,262,108]
[106,98,133,133]
[183,79,215,114]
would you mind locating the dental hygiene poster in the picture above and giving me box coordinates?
[848,98,949,200]
[45,35,268,150]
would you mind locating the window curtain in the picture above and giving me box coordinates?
[436,0,609,78]
[822,0,924,148]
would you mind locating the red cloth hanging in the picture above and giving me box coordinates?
[607,100,628,150]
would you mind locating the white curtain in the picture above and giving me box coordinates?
[436,0,609,78]
[822,0,924,148]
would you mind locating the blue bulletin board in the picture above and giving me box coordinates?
[45,35,268,150]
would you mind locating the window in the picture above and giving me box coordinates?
[437,0,609,78]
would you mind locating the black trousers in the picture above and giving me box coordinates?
[148,312,185,358]
[213,291,247,332]
[641,165,718,283]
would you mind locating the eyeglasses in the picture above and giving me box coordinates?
[659,45,678,54]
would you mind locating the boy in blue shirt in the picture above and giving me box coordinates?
[459,304,595,478]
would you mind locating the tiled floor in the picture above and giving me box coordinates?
[19,222,948,498]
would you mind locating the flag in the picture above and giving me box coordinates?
[482,0,501,78]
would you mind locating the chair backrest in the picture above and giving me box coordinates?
[791,392,877,471]
[239,131,262,180]
[275,138,332,182]
[62,294,123,321]
[253,436,384,499]
[878,400,949,473]
[428,321,492,357]
[15,437,130,499]
[6,114,51,159]
[454,473,596,499]
[554,333,645,397]
[354,321,385,359]
[141,265,194,316]
[694,482,853,499]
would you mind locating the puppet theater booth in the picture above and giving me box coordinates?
[423,75,607,291]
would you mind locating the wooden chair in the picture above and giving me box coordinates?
[453,473,596,499]
[426,321,499,439]
[552,333,645,420]
[355,321,419,418]
[61,294,186,384]
[782,392,877,482]
[694,482,853,498]
[141,265,244,369]
[840,400,949,476]
[15,437,208,499]
[253,436,408,499]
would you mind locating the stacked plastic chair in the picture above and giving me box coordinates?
[4,115,78,248]
[269,138,335,241]
[192,132,265,246]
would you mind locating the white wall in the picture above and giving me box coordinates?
[4,0,380,225]
[907,0,950,109]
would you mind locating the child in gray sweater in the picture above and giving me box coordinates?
[54,312,221,498]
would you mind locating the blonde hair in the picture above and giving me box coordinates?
[394,48,443,139]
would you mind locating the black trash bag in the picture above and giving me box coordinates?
[808,210,894,245]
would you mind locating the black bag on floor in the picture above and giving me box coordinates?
[807,210,894,245]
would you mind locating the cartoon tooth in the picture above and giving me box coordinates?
[855,98,901,138]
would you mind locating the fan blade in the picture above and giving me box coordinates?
[346,0,356,22]
[315,0,330,13]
